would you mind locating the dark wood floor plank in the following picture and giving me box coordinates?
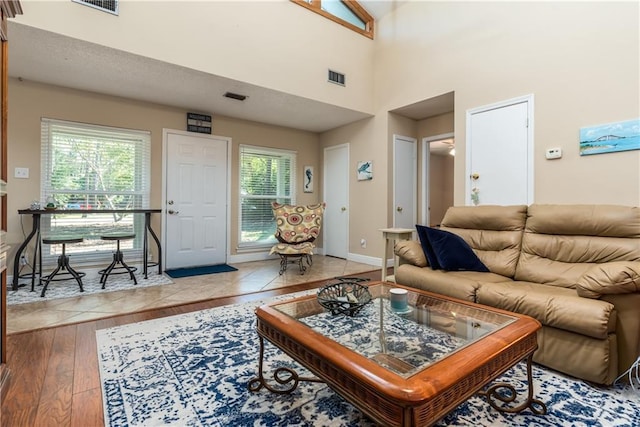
[73,322,99,395]
[31,325,77,427]
[4,329,55,412]
[33,379,73,427]
[71,387,103,427]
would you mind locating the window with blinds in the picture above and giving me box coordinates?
[239,145,296,248]
[40,119,150,263]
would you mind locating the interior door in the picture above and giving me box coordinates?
[393,135,417,228]
[466,96,533,205]
[164,130,229,269]
[323,144,349,259]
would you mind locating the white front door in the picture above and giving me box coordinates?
[323,144,349,259]
[163,130,229,269]
[466,95,534,205]
[393,135,417,229]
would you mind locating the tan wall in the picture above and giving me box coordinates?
[376,1,640,207]
[319,116,382,260]
[429,155,454,226]
[417,113,455,226]
[14,0,374,113]
[7,79,320,271]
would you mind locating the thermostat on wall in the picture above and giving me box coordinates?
[545,147,562,160]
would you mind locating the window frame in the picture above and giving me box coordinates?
[40,118,151,265]
[291,0,375,39]
[238,144,297,249]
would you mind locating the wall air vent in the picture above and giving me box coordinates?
[328,69,346,86]
[73,0,119,15]
[223,92,247,101]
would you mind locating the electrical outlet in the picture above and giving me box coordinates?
[20,254,28,265]
[14,167,29,179]
[360,238,366,248]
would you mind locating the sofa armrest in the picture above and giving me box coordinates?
[576,261,640,298]
[395,240,428,267]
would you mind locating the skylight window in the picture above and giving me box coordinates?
[292,0,374,39]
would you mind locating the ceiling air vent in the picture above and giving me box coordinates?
[72,0,119,15]
[223,92,247,101]
[328,69,346,86]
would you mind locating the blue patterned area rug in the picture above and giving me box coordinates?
[97,292,640,426]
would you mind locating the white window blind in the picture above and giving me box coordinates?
[239,145,296,248]
[40,118,150,264]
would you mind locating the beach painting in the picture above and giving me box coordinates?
[579,118,640,156]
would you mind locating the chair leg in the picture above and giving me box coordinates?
[279,255,288,275]
[297,256,306,275]
[65,261,85,292]
[40,263,62,297]
[100,256,119,288]
[119,257,138,285]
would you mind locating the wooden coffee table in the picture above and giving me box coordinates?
[248,282,546,426]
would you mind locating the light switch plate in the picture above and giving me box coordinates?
[14,167,29,178]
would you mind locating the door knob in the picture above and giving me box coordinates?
[341,207,347,212]
[167,209,179,215]
[396,206,403,212]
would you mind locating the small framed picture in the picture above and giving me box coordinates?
[303,166,314,192]
[357,161,373,181]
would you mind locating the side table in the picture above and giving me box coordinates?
[379,228,414,281]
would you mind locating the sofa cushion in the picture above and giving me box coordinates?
[515,204,640,287]
[576,261,640,298]
[395,264,511,302]
[440,205,527,277]
[416,225,489,272]
[395,240,427,267]
[476,281,616,340]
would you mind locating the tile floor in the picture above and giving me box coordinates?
[6,255,377,334]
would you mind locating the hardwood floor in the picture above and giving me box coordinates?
[0,270,382,427]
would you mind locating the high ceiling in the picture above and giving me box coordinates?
[8,1,452,134]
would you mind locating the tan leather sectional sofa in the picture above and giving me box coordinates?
[394,204,640,385]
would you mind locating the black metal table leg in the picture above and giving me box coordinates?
[477,353,547,415]
[248,335,323,395]
[12,213,40,290]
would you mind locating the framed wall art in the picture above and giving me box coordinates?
[579,118,640,156]
[357,161,372,181]
[303,166,314,192]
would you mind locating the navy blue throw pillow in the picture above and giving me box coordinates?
[415,224,441,269]
[415,225,489,272]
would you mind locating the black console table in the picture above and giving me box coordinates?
[12,209,162,291]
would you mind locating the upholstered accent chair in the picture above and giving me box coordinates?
[269,202,325,275]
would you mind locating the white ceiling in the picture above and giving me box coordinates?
[8,1,452,134]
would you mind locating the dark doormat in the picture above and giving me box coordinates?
[165,264,238,278]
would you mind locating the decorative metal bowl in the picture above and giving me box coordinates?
[317,280,372,317]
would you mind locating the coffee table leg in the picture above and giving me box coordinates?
[477,353,547,415]
[248,335,323,395]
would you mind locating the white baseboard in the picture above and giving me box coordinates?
[227,252,273,264]
[346,252,382,267]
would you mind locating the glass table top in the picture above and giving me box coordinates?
[273,283,516,378]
